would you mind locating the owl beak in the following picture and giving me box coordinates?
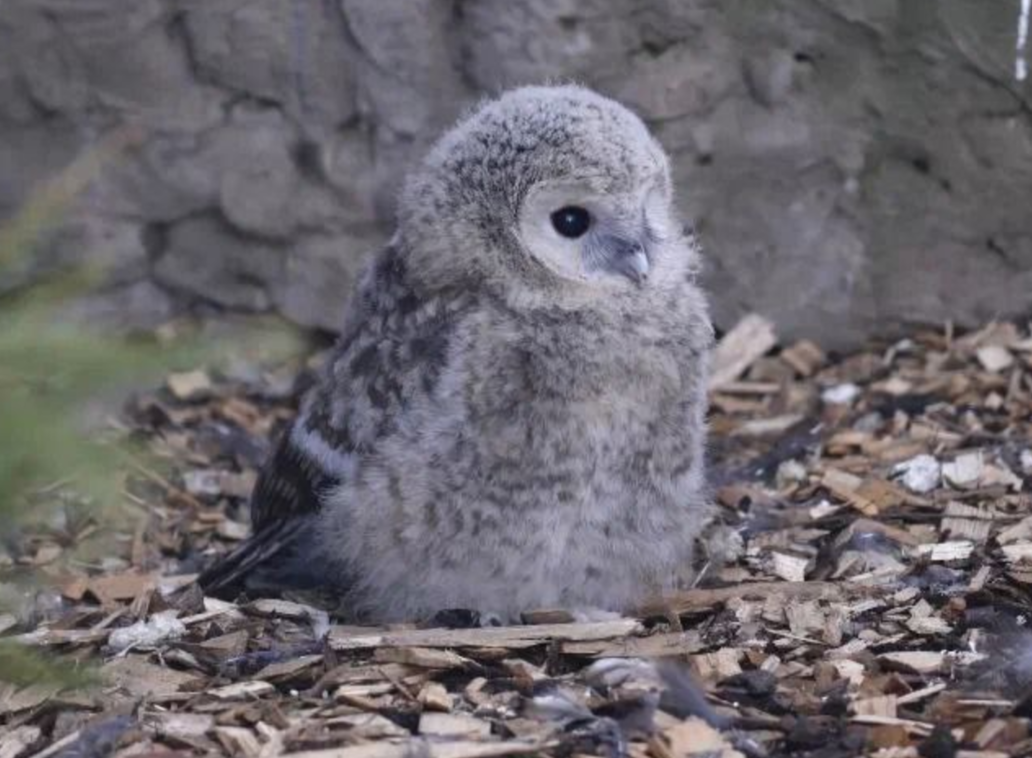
[606,236,650,285]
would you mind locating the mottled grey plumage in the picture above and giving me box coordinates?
[199,85,714,622]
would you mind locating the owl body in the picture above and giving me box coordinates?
[199,85,714,622]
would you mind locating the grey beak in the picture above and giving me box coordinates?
[609,237,650,285]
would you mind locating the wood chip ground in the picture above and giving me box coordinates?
[3,317,1032,757]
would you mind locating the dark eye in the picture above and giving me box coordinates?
[550,206,591,238]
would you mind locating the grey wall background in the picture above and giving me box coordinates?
[2,0,1031,348]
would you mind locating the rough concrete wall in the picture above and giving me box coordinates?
[2,0,1031,348]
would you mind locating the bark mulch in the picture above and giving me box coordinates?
[3,316,1032,758]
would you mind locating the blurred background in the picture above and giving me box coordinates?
[2,0,1031,349]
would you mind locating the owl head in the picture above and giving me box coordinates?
[397,85,699,304]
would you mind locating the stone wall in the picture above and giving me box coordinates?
[2,0,1031,348]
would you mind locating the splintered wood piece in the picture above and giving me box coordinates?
[563,630,705,657]
[780,339,825,377]
[853,695,898,718]
[246,598,324,619]
[941,516,992,543]
[0,684,61,717]
[207,680,275,700]
[710,314,778,389]
[906,615,952,635]
[373,646,474,670]
[690,648,743,682]
[831,659,866,687]
[821,470,908,515]
[976,345,1014,373]
[418,682,454,712]
[731,414,806,437]
[996,516,1032,545]
[329,619,641,651]
[878,650,987,674]
[659,716,737,757]
[255,654,324,682]
[166,369,213,400]
[13,627,112,646]
[1000,542,1032,563]
[0,726,42,758]
[213,726,263,758]
[419,713,492,738]
[87,572,158,605]
[102,656,204,698]
[896,682,948,704]
[768,550,811,582]
[637,581,881,618]
[836,517,922,548]
[912,541,975,562]
[942,452,985,489]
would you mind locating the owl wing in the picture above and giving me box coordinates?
[197,244,467,597]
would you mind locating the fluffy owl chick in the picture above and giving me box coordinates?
[198,85,714,622]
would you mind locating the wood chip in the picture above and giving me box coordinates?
[690,648,743,682]
[167,369,214,400]
[976,345,1014,373]
[854,694,897,718]
[912,541,975,562]
[419,713,492,738]
[373,646,473,670]
[87,572,158,605]
[710,313,778,389]
[732,413,806,437]
[1000,542,1032,563]
[213,727,263,758]
[256,654,324,682]
[942,452,985,489]
[418,682,453,712]
[102,656,203,698]
[780,339,825,376]
[660,716,737,757]
[0,684,61,717]
[329,619,640,651]
[878,650,987,674]
[767,550,811,582]
[0,726,41,758]
[851,714,933,736]
[207,681,275,700]
[639,581,881,618]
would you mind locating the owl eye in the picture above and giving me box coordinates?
[550,206,591,239]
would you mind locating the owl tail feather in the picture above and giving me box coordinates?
[196,518,309,599]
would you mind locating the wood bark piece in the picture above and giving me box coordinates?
[328,619,641,651]
[878,650,987,674]
[709,314,778,389]
[564,630,706,657]
[636,581,883,618]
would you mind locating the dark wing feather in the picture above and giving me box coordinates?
[196,431,338,597]
[250,429,334,531]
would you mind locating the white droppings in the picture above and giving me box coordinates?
[776,459,808,487]
[942,451,986,490]
[108,610,185,652]
[1020,449,1032,476]
[1017,0,1031,81]
[821,383,860,405]
[892,454,942,494]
